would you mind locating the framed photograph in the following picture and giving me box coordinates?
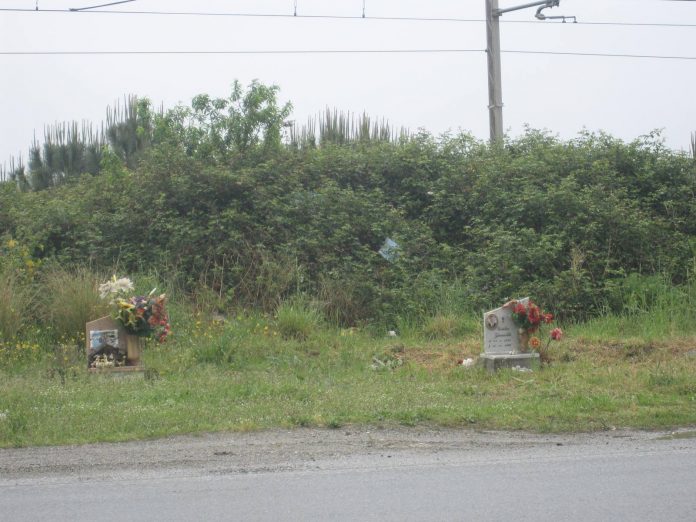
[89,329,119,351]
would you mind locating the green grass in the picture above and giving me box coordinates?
[0,268,34,340]
[38,266,111,340]
[2,309,696,447]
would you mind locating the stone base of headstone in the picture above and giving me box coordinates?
[480,352,540,373]
[89,366,146,378]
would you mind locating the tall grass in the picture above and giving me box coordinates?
[38,266,110,340]
[0,269,34,340]
[275,297,323,340]
[572,272,696,341]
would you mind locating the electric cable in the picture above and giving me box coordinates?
[1,49,694,60]
[0,7,694,28]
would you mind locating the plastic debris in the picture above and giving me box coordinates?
[378,238,400,262]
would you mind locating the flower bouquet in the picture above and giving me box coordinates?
[99,276,171,342]
[505,299,562,359]
[116,293,171,342]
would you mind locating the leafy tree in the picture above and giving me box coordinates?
[185,80,292,163]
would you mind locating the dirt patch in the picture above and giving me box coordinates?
[570,336,696,365]
[398,341,479,370]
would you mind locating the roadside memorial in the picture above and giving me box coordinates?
[86,276,170,373]
[481,298,560,372]
[86,316,138,371]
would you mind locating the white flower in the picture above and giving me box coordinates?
[99,276,134,302]
[387,330,397,337]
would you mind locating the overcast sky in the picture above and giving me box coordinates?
[1,0,695,167]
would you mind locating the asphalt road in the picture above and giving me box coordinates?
[2,427,695,521]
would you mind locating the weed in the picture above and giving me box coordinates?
[648,370,679,387]
[422,314,460,340]
[193,329,238,365]
[275,298,322,341]
[0,268,34,340]
[39,266,110,340]
[326,419,342,429]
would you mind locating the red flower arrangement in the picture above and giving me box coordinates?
[505,299,562,356]
[509,299,552,334]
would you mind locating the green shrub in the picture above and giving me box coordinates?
[3,106,695,325]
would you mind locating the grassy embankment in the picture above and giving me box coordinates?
[2,93,695,448]
[2,287,695,448]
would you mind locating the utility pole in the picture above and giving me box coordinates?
[485,1,571,144]
[486,0,504,144]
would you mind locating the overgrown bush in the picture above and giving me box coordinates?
[1,87,695,324]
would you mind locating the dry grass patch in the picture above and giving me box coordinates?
[391,340,481,371]
[564,336,696,366]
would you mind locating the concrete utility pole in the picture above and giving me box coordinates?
[486,0,504,144]
[485,1,568,144]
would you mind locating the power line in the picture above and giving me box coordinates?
[503,49,696,60]
[69,1,136,12]
[1,49,695,60]
[0,49,485,56]
[0,7,695,28]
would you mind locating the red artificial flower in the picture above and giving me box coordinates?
[528,304,541,325]
[543,313,554,324]
[550,327,563,341]
[514,303,527,315]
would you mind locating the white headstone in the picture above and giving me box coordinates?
[483,298,529,355]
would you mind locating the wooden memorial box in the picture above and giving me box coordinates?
[86,316,143,373]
